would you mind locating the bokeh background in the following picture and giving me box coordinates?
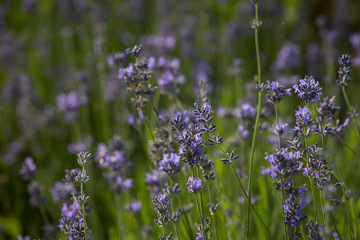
[1,0,360,239]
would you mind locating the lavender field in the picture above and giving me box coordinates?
[2,0,360,239]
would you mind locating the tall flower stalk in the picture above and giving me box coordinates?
[336,54,360,140]
[247,1,263,239]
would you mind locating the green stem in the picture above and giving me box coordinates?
[207,182,219,240]
[322,170,354,239]
[194,193,207,240]
[304,137,319,223]
[115,195,123,239]
[312,105,325,151]
[247,3,262,239]
[312,105,326,224]
[336,135,358,154]
[342,86,360,139]
[274,104,288,240]
[170,180,181,240]
[215,144,272,239]
[81,165,88,240]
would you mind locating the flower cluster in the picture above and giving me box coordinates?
[20,157,36,181]
[159,153,181,179]
[336,54,352,87]
[56,88,88,123]
[283,185,308,238]
[317,96,340,121]
[294,106,319,137]
[95,136,132,195]
[262,148,303,183]
[58,152,92,239]
[265,80,291,104]
[153,193,171,227]
[293,76,322,104]
[147,56,186,94]
[187,177,202,193]
[303,144,334,190]
[170,103,218,181]
[117,45,156,111]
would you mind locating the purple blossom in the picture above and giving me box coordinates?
[196,232,204,240]
[145,169,162,195]
[317,96,340,121]
[350,33,360,51]
[336,54,352,87]
[333,232,340,240]
[187,177,202,193]
[273,123,288,137]
[27,180,47,207]
[155,193,168,205]
[283,186,308,229]
[194,102,214,124]
[294,106,318,137]
[238,124,250,140]
[241,103,257,120]
[19,157,36,181]
[159,153,181,178]
[51,181,75,203]
[265,81,291,104]
[275,43,300,71]
[293,76,322,104]
[127,200,143,213]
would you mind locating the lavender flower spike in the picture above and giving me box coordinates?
[293,75,322,104]
[336,54,352,87]
[187,177,202,193]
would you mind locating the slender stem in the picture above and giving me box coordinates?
[336,135,358,154]
[207,182,219,240]
[80,165,88,240]
[115,195,123,239]
[323,170,354,239]
[342,86,360,139]
[162,225,166,238]
[312,105,325,151]
[274,104,288,240]
[304,137,319,223]
[248,3,263,239]
[176,195,194,238]
[194,193,207,240]
[170,180,181,240]
[215,144,272,239]
[39,206,49,224]
[312,105,326,224]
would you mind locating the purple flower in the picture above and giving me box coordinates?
[333,232,340,240]
[187,177,202,193]
[194,102,214,124]
[237,124,250,140]
[265,81,291,104]
[273,123,288,137]
[20,157,36,181]
[336,54,352,87]
[275,43,300,71]
[17,236,31,240]
[155,193,168,205]
[294,106,318,136]
[241,103,256,120]
[350,33,360,51]
[293,76,322,104]
[196,232,204,240]
[159,153,181,178]
[27,180,47,207]
[51,181,74,203]
[127,200,143,213]
[317,96,340,121]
